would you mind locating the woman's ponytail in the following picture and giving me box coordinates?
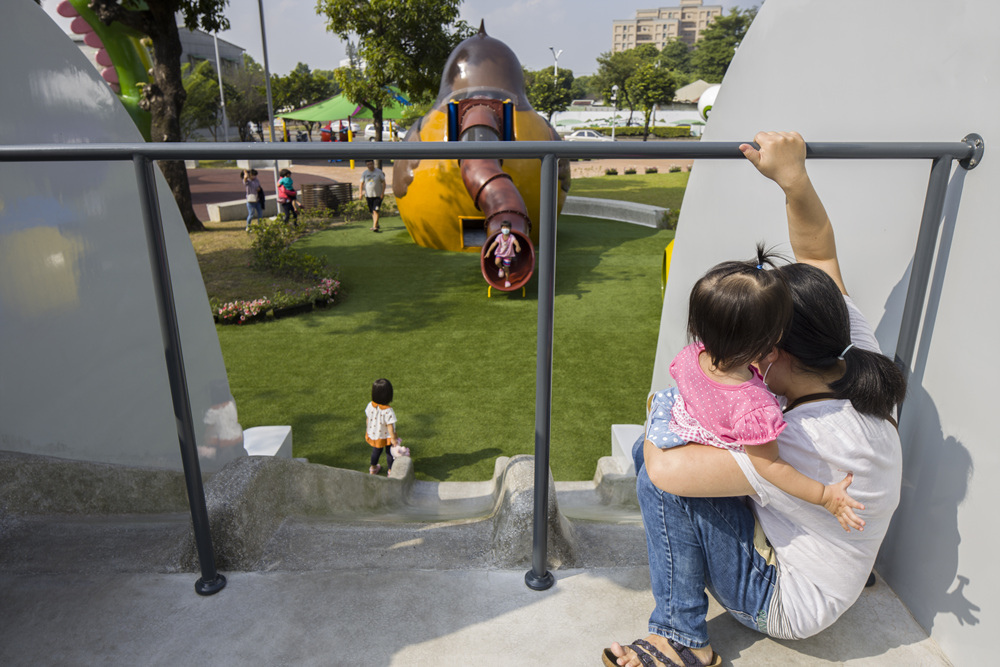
[830,345,907,420]
[778,263,906,420]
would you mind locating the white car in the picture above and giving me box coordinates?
[563,129,613,142]
[365,121,401,141]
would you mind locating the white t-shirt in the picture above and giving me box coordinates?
[365,402,396,444]
[730,296,902,639]
[361,168,385,198]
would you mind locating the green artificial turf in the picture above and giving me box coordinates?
[568,171,689,210]
[218,213,675,481]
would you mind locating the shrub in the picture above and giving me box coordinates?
[605,168,618,176]
[250,218,329,280]
[335,194,399,222]
[645,166,659,174]
[270,287,312,309]
[659,209,679,231]
[595,126,691,139]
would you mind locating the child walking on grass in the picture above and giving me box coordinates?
[645,244,865,531]
[365,378,401,475]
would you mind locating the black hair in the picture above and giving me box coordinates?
[371,378,393,405]
[777,263,906,419]
[279,168,291,177]
[688,243,792,371]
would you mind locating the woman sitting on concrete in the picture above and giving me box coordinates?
[605,132,907,667]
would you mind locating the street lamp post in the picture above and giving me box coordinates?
[611,84,618,141]
[549,47,563,80]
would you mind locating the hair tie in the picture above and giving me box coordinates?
[755,264,763,270]
[838,343,854,361]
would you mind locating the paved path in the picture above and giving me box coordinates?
[186,154,695,221]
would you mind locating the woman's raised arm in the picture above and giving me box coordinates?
[740,131,847,295]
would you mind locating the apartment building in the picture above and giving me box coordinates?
[612,0,723,52]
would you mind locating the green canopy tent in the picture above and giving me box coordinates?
[278,89,411,122]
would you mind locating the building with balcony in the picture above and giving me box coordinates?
[612,0,723,53]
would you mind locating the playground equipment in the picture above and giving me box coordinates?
[393,22,569,292]
[56,0,152,140]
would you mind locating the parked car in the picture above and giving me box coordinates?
[365,121,401,141]
[563,129,613,142]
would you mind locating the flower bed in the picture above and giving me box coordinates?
[213,279,341,324]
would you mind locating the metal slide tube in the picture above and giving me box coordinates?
[893,157,952,382]
[525,153,558,591]
[133,156,226,596]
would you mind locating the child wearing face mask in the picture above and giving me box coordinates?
[642,244,864,531]
[484,221,521,288]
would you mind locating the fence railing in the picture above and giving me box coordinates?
[0,135,983,595]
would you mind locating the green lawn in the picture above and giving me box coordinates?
[218,212,674,481]
[568,171,689,209]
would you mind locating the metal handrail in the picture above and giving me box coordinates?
[0,135,983,594]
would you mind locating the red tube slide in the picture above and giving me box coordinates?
[457,102,535,292]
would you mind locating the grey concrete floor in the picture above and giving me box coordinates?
[0,463,951,666]
[0,568,948,666]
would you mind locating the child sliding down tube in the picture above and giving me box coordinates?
[646,244,865,531]
[484,221,521,288]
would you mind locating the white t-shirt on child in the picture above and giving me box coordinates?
[730,296,902,639]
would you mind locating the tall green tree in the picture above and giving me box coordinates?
[180,60,224,141]
[690,7,758,82]
[315,0,473,143]
[524,66,574,122]
[226,55,269,143]
[660,39,692,76]
[626,62,676,141]
[272,63,338,139]
[89,0,230,232]
[594,44,659,127]
[570,74,601,102]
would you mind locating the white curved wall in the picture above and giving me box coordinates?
[652,1,998,662]
[0,3,243,472]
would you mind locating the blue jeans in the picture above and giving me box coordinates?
[246,200,262,226]
[632,415,778,647]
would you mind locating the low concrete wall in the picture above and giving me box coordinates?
[0,451,189,515]
[206,195,279,223]
[562,195,668,228]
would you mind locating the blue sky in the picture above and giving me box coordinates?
[43,0,751,78]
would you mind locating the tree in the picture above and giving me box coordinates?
[89,0,230,232]
[570,74,601,102]
[690,7,758,82]
[524,67,574,122]
[271,63,338,139]
[226,55,269,143]
[180,61,223,141]
[626,62,676,140]
[660,39,692,76]
[594,44,659,126]
[315,0,472,144]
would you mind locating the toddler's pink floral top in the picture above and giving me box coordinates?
[668,342,786,451]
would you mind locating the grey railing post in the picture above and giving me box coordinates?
[893,156,952,385]
[893,134,983,393]
[133,155,226,596]
[525,153,558,591]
